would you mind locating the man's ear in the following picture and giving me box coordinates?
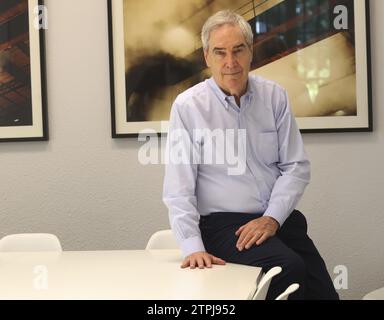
[204,49,210,68]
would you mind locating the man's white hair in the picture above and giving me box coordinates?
[201,10,253,52]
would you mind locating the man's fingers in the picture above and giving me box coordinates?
[181,253,226,269]
[237,229,256,250]
[202,255,212,268]
[235,225,245,236]
[245,233,262,249]
[256,232,270,246]
[237,232,251,250]
[197,257,205,269]
[181,258,190,269]
[211,255,226,265]
[236,226,251,247]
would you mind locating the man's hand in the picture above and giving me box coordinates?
[235,216,279,251]
[181,251,226,269]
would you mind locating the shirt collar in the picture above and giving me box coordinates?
[207,76,255,110]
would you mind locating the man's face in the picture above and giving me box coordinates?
[204,24,252,97]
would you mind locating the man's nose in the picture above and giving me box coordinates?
[225,52,238,67]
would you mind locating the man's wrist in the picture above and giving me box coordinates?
[265,215,280,229]
[180,236,206,258]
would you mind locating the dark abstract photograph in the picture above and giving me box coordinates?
[109,0,371,136]
[0,0,47,142]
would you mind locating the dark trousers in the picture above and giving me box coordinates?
[199,210,339,300]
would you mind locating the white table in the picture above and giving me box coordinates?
[362,287,384,300]
[0,249,261,300]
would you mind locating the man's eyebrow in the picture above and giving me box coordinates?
[212,47,226,52]
[233,44,246,50]
[212,44,246,51]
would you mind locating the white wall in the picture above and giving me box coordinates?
[0,0,383,300]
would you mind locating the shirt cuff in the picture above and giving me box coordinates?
[263,203,290,228]
[180,235,206,258]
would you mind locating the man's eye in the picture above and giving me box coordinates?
[215,51,225,56]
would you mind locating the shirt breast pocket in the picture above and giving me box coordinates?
[256,132,279,165]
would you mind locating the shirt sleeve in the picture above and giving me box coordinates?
[163,101,206,258]
[263,88,311,226]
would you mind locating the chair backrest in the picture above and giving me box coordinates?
[246,270,264,299]
[275,283,300,300]
[145,229,178,250]
[0,233,62,252]
[251,266,282,300]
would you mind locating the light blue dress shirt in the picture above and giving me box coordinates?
[163,75,310,257]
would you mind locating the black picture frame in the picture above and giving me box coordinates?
[108,0,372,137]
[0,0,48,142]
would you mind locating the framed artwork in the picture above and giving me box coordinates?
[108,0,372,137]
[0,0,48,142]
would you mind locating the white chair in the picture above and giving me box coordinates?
[145,229,178,250]
[246,270,265,299]
[0,233,62,252]
[275,283,300,300]
[249,266,282,300]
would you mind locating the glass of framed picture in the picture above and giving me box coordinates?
[0,0,48,142]
[108,0,372,137]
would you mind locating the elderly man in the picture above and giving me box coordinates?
[163,10,338,300]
